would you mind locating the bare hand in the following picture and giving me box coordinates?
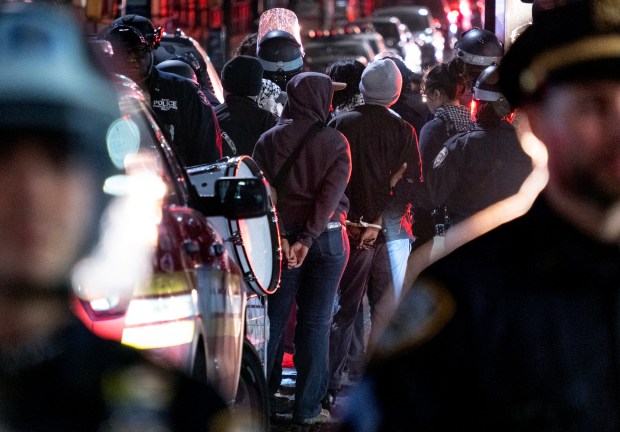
[358,227,381,250]
[288,242,309,268]
[281,238,291,262]
[390,162,407,188]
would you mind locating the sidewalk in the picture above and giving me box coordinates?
[269,360,361,432]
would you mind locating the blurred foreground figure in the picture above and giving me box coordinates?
[342,0,620,430]
[0,4,229,431]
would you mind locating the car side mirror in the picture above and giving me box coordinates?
[210,177,270,219]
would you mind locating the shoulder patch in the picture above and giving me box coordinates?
[432,146,449,169]
[370,278,455,361]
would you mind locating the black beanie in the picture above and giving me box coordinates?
[221,55,264,96]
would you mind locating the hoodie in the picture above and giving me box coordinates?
[253,72,351,247]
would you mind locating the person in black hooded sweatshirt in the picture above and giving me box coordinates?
[253,72,351,425]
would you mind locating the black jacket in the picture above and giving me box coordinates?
[329,104,423,241]
[216,94,278,157]
[428,120,532,223]
[391,92,431,139]
[147,68,222,167]
[253,73,351,248]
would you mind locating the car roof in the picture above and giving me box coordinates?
[373,5,431,15]
[373,6,434,33]
[303,39,375,72]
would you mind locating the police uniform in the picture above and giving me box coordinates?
[148,67,222,167]
[428,120,532,224]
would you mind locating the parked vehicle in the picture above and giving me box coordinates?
[364,16,424,73]
[303,37,376,72]
[72,75,278,430]
[373,5,445,68]
[340,24,388,58]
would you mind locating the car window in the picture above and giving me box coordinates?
[374,9,431,33]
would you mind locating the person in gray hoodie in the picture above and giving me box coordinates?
[253,72,351,425]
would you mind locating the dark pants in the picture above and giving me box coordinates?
[347,302,366,375]
[328,238,410,391]
[266,228,349,420]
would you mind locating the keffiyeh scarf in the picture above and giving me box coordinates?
[434,105,474,136]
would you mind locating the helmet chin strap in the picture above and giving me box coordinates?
[145,50,154,80]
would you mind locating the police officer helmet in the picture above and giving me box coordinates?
[257,30,303,90]
[473,64,512,118]
[473,64,503,101]
[105,25,150,52]
[0,2,119,157]
[156,59,198,84]
[109,14,163,49]
[454,28,503,67]
[103,23,157,82]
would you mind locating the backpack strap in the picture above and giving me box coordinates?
[271,122,323,191]
[213,102,230,121]
[214,103,238,155]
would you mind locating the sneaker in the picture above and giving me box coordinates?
[321,389,338,411]
[293,408,332,425]
[269,394,293,414]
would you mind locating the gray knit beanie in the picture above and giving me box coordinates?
[359,58,402,107]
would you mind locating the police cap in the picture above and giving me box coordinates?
[499,0,620,107]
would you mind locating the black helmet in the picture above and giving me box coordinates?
[153,29,214,94]
[257,30,303,90]
[107,14,162,48]
[156,59,198,84]
[473,64,503,101]
[256,8,304,91]
[473,64,511,119]
[454,28,503,66]
[104,25,150,51]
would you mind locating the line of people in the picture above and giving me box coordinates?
[178,9,536,427]
[233,12,536,428]
[4,1,620,431]
[66,6,537,429]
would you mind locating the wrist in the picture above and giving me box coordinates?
[297,236,313,248]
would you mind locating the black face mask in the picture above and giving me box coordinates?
[264,69,301,92]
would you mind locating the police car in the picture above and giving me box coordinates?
[72,74,279,430]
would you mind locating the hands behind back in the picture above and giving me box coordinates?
[281,238,309,268]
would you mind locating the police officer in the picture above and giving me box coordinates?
[450,27,504,105]
[427,64,533,225]
[102,15,222,167]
